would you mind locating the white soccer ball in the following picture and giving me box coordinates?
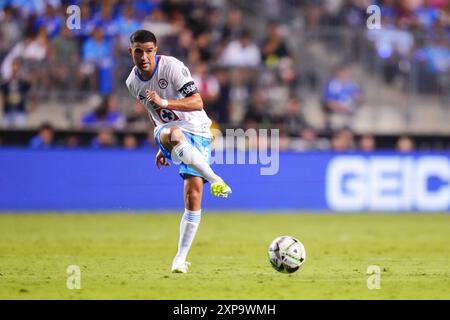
[268,235,306,273]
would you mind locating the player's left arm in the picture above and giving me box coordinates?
[146,90,203,111]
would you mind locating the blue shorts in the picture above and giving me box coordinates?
[154,127,212,181]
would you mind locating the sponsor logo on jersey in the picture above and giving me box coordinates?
[158,78,168,89]
[157,108,180,123]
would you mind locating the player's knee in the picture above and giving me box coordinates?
[159,126,184,149]
[167,127,185,147]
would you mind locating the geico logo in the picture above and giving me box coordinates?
[326,156,450,211]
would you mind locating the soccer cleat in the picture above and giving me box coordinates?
[171,260,191,273]
[211,181,232,198]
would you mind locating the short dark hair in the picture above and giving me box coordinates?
[130,30,157,45]
[39,122,53,132]
[239,28,252,40]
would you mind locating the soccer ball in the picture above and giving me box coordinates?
[268,236,306,273]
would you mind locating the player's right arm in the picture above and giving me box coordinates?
[146,90,203,111]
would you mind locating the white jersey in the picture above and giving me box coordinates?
[126,55,212,138]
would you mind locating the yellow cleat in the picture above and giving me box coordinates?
[211,181,232,198]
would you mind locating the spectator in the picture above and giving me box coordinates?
[261,21,290,68]
[290,126,330,151]
[277,57,298,87]
[218,29,261,68]
[0,58,33,127]
[29,122,54,149]
[210,67,231,124]
[48,25,80,93]
[366,13,415,56]
[1,28,48,80]
[414,0,441,30]
[115,4,141,50]
[133,0,158,20]
[331,128,355,151]
[126,100,149,130]
[72,2,97,42]
[81,95,125,129]
[33,3,63,39]
[168,29,194,63]
[283,98,308,137]
[322,66,362,131]
[396,0,417,28]
[338,0,367,28]
[91,128,117,149]
[414,36,450,93]
[261,71,291,120]
[206,7,226,48]
[192,62,220,106]
[89,1,119,40]
[65,134,80,148]
[221,7,244,43]
[359,134,376,152]
[142,7,174,39]
[227,69,251,125]
[123,133,138,150]
[196,32,214,63]
[7,0,58,18]
[0,6,21,59]
[278,129,291,151]
[379,0,399,21]
[397,135,415,152]
[28,26,51,92]
[243,89,271,128]
[80,27,114,95]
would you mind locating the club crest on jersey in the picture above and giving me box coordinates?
[157,108,180,123]
[158,78,168,89]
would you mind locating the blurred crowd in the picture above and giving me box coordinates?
[27,120,418,152]
[0,0,449,152]
[313,0,450,92]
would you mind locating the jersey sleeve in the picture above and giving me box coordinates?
[168,60,199,97]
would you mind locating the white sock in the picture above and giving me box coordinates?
[172,141,222,183]
[175,209,201,262]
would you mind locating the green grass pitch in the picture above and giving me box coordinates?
[0,213,449,299]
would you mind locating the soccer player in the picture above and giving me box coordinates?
[126,30,232,273]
